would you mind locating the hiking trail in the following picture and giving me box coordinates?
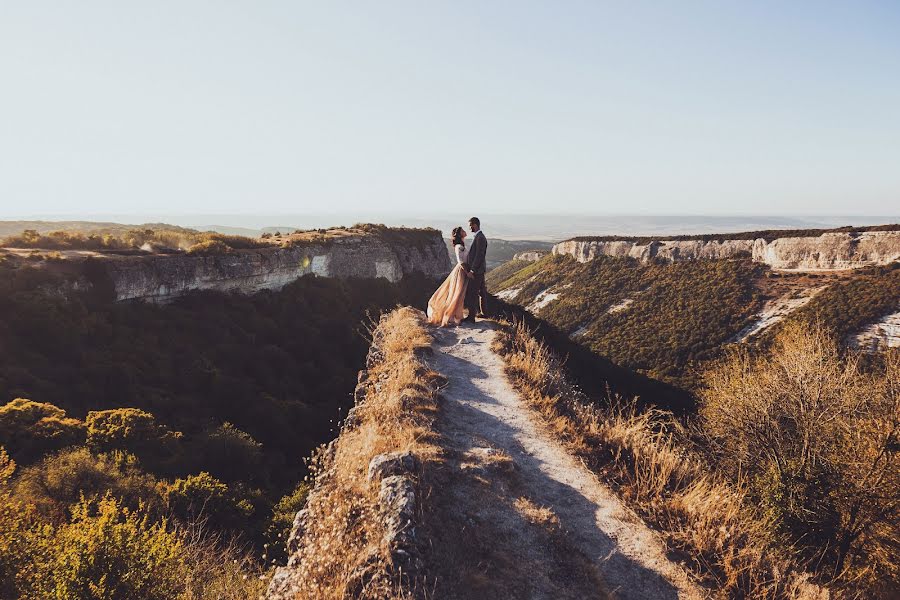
[427,320,704,600]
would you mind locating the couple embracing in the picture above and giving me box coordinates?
[427,216,488,327]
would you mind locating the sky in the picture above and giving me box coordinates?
[1,1,899,218]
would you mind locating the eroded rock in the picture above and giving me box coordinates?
[368,452,419,483]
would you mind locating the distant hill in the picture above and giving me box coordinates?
[443,237,555,270]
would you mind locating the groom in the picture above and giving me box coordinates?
[462,216,488,323]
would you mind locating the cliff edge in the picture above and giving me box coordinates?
[3,225,451,302]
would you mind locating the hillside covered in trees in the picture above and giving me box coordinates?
[488,253,900,389]
[0,256,435,598]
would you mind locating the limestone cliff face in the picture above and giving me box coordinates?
[93,230,450,302]
[512,250,549,262]
[553,231,900,271]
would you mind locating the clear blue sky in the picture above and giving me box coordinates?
[1,1,898,217]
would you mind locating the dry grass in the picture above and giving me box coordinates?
[493,320,827,599]
[513,497,560,529]
[284,307,442,600]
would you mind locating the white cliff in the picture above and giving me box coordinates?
[553,230,900,271]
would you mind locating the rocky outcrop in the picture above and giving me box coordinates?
[851,310,900,351]
[512,250,548,262]
[88,229,450,302]
[553,231,900,271]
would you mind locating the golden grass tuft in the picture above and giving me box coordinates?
[513,497,560,529]
[493,320,826,599]
[284,307,441,600]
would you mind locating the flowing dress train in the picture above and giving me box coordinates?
[427,244,469,326]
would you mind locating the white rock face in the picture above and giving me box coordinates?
[852,310,900,351]
[553,231,900,271]
[607,298,635,314]
[512,250,548,262]
[733,286,828,342]
[94,231,451,302]
[527,289,561,312]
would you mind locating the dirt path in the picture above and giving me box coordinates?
[426,321,703,600]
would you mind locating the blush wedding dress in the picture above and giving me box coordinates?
[427,244,469,326]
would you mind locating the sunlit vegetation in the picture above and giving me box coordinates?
[701,325,899,596]
[490,255,764,387]
[484,258,533,288]
[1,227,270,254]
[0,447,267,599]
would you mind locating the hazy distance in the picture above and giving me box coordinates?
[3,213,899,242]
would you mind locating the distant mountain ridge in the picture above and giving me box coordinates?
[555,225,900,271]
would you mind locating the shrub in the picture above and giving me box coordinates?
[166,472,252,532]
[22,495,186,600]
[0,398,85,463]
[264,481,310,562]
[701,324,900,594]
[14,448,164,522]
[186,239,231,256]
[186,422,263,484]
[86,408,181,469]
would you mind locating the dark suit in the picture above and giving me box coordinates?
[464,230,488,318]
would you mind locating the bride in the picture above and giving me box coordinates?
[427,226,471,326]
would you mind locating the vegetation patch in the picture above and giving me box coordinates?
[777,262,900,341]
[490,254,764,388]
[494,318,898,598]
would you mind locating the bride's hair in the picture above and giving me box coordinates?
[451,227,465,247]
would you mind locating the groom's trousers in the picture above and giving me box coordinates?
[465,272,488,317]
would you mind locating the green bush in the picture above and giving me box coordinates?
[166,472,252,532]
[0,447,267,600]
[186,422,263,484]
[0,398,85,463]
[264,481,310,562]
[14,448,164,522]
[25,495,186,600]
[86,409,181,470]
